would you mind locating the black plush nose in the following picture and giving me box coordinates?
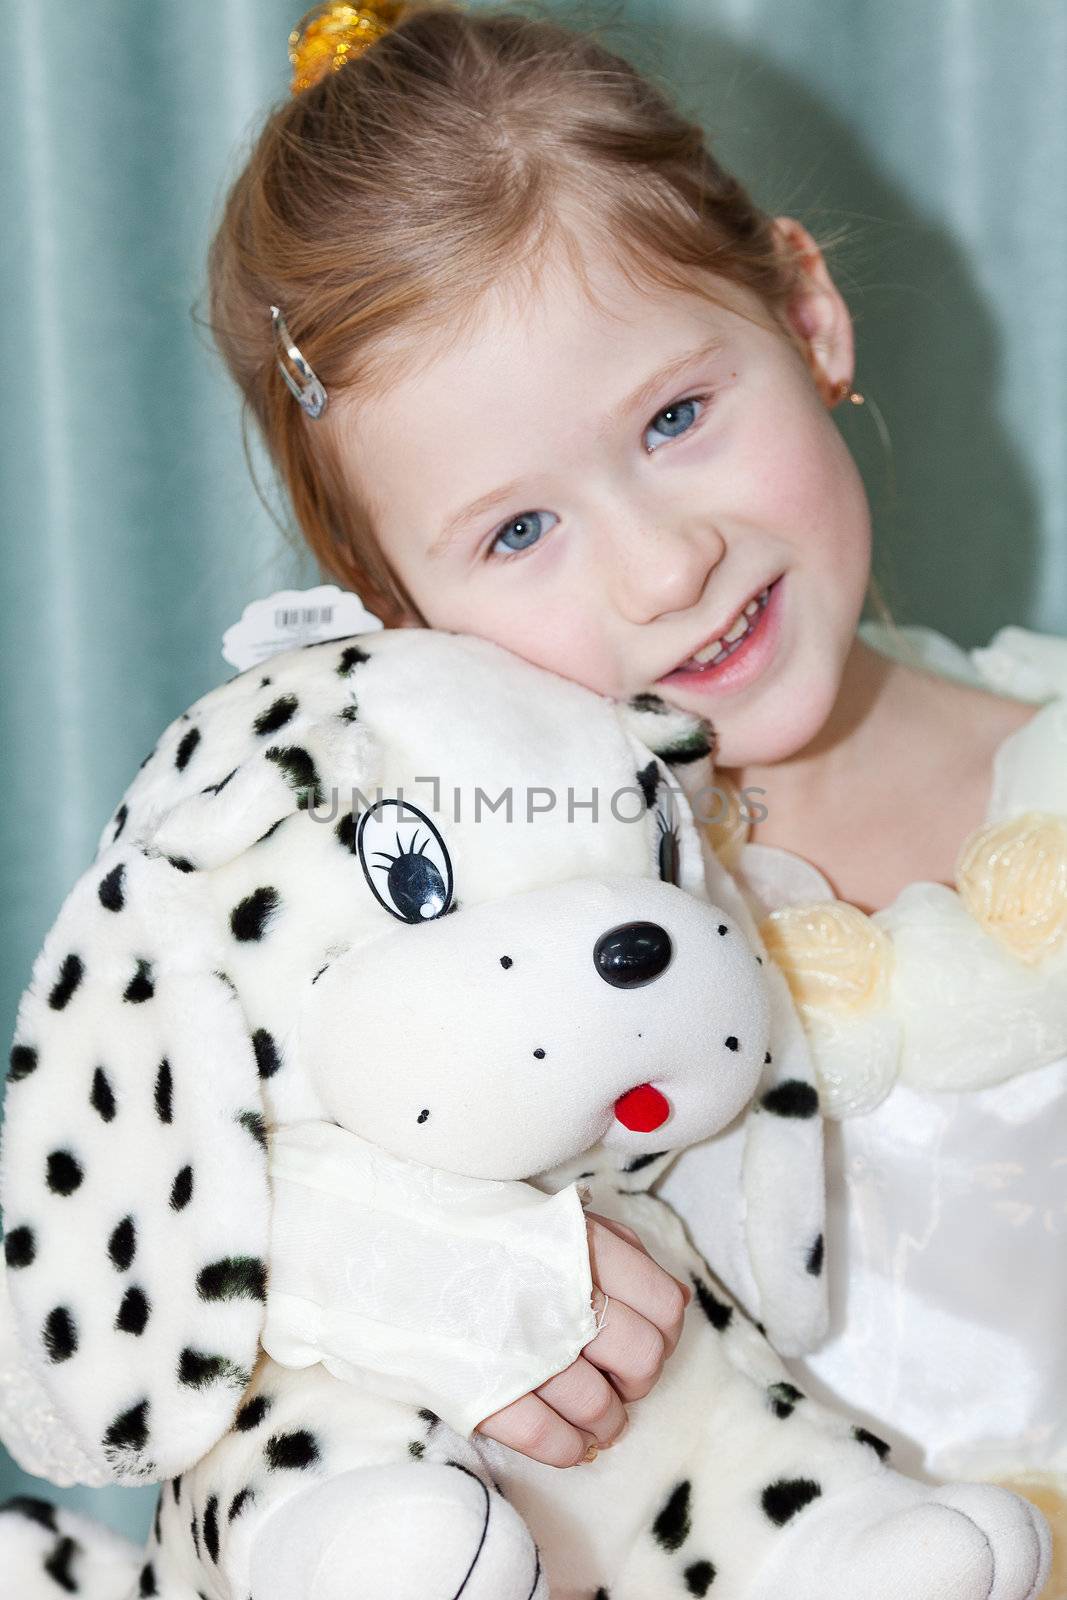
[593,922,673,988]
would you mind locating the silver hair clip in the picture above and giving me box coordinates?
[270,304,328,419]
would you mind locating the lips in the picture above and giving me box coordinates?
[614,1082,671,1132]
[666,578,776,676]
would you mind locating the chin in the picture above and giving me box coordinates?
[706,649,845,770]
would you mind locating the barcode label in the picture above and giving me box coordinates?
[274,606,335,628]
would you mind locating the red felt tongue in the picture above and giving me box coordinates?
[614,1083,670,1132]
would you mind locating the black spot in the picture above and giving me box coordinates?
[623,1151,668,1174]
[251,1027,281,1076]
[265,1430,319,1470]
[98,863,126,911]
[334,812,357,851]
[806,1233,824,1277]
[230,887,281,942]
[636,760,660,809]
[690,1275,732,1332]
[499,955,513,969]
[724,1035,739,1051]
[227,1486,253,1522]
[103,1398,149,1457]
[234,1394,271,1432]
[717,924,728,936]
[767,1381,805,1419]
[408,1439,426,1459]
[264,745,322,809]
[175,727,201,771]
[764,1051,772,1065]
[124,958,155,1003]
[659,729,712,765]
[337,645,370,674]
[853,1426,891,1460]
[177,1349,251,1392]
[237,1109,268,1148]
[311,964,329,984]
[172,1475,182,1504]
[417,1408,439,1427]
[153,1490,162,1544]
[154,1059,173,1124]
[139,747,156,770]
[41,1312,77,1363]
[761,1477,822,1525]
[203,1494,220,1562]
[652,1480,692,1552]
[90,1066,117,1121]
[44,1534,80,1592]
[189,1510,200,1558]
[533,1047,546,1059]
[417,1109,429,1124]
[760,1080,819,1118]
[755,954,763,964]
[594,1592,610,1600]
[48,954,84,1011]
[338,702,359,722]
[0,1495,58,1530]
[108,1215,137,1271]
[8,1043,37,1082]
[139,1559,158,1595]
[259,676,272,687]
[170,1165,193,1211]
[202,766,238,797]
[46,1150,83,1196]
[165,855,196,873]
[685,1561,716,1595]
[4,1226,36,1268]
[629,692,669,714]
[254,695,298,737]
[214,970,237,994]
[116,1286,151,1335]
[112,803,128,841]
[196,1257,267,1303]
[254,816,286,845]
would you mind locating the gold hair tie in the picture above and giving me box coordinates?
[288,2,405,94]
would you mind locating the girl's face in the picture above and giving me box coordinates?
[331,217,871,768]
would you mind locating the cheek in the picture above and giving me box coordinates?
[734,391,870,560]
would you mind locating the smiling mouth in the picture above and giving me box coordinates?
[666,581,775,674]
[614,1082,671,1132]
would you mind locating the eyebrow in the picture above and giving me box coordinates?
[427,333,728,560]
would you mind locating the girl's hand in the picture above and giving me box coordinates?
[474,1211,692,1468]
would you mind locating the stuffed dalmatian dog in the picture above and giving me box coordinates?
[0,628,1051,1600]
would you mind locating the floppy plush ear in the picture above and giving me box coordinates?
[0,842,271,1485]
[617,699,828,1355]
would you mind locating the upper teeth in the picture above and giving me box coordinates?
[690,587,770,665]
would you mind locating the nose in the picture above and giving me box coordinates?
[608,512,725,626]
[594,921,673,988]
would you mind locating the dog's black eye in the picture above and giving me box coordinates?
[653,777,681,886]
[357,799,454,923]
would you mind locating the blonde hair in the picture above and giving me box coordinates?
[208,2,887,627]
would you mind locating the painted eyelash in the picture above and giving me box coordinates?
[485,391,714,565]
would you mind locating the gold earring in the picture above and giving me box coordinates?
[830,377,865,407]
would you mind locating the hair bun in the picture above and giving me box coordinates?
[287,1,409,93]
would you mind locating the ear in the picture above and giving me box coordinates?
[616,693,715,769]
[0,842,270,1484]
[657,757,829,1355]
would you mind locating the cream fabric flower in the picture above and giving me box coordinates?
[758,901,894,1013]
[955,811,1067,966]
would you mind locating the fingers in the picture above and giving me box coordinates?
[586,1212,693,1310]
[580,1287,671,1402]
[474,1388,604,1469]
[585,1215,691,1360]
[532,1352,628,1448]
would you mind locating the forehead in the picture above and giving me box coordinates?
[335,223,771,441]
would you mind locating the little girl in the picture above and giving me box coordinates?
[207,0,1066,1543]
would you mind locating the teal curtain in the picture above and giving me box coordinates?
[2,0,1065,1546]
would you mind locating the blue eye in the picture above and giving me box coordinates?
[645,396,705,452]
[488,509,559,560]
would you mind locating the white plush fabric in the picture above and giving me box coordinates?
[0,627,1052,1599]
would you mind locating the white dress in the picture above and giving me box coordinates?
[669,621,1067,1493]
